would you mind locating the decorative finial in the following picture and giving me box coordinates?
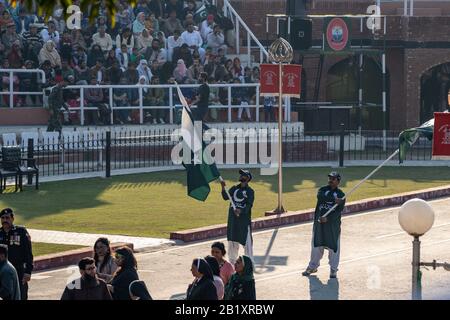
[268,37,293,64]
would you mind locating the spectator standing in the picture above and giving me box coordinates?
[186,258,218,300]
[204,255,225,300]
[264,96,276,122]
[14,6,37,35]
[224,255,256,300]
[0,208,34,300]
[0,244,21,300]
[93,238,118,284]
[145,75,166,124]
[109,247,139,300]
[61,257,112,300]
[210,242,235,286]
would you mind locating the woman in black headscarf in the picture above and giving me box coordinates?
[186,258,218,300]
[129,280,153,300]
[204,255,225,300]
[224,255,256,300]
[87,44,105,68]
[109,247,139,300]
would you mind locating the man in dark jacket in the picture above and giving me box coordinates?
[220,169,255,265]
[302,172,346,279]
[47,80,68,132]
[0,208,33,300]
[0,244,21,300]
[61,257,112,300]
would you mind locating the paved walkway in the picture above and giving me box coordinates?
[29,229,177,250]
[29,197,450,300]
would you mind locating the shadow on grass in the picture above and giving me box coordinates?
[0,166,449,225]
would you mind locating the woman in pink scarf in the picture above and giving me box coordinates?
[172,59,193,83]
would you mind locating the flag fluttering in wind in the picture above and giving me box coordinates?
[398,117,434,163]
[176,85,220,201]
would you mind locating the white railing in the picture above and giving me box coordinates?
[0,69,46,108]
[61,83,265,125]
[223,0,269,65]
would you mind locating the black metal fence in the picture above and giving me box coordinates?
[7,129,434,178]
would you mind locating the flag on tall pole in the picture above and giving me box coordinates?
[398,117,434,163]
[175,84,220,201]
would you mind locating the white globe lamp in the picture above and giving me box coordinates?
[398,198,435,237]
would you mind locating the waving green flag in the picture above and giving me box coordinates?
[398,117,434,163]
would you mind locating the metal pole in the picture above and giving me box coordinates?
[410,0,414,17]
[412,236,422,300]
[382,52,387,151]
[277,62,284,213]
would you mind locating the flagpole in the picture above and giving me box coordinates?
[267,37,293,214]
[319,148,400,222]
[219,176,236,210]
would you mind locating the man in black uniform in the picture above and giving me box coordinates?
[191,72,210,122]
[0,208,34,300]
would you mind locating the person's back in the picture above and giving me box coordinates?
[111,267,139,300]
[0,260,21,300]
[186,276,218,300]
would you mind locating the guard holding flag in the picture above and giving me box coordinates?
[0,208,34,300]
[220,170,255,264]
[302,172,345,279]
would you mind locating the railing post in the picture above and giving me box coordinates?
[228,86,232,122]
[9,71,14,108]
[236,18,240,55]
[169,86,174,124]
[105,131,111,178]
[247,32,251,66]
[109,87,114,125]
[339,123,345,168]
[256,84,260,122]
[139,87,144,124]
[80,88,85,125]
[27,138,34,185]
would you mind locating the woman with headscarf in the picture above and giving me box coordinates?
[38,40,61,68]
[210,242,235,286]
[137,59,153,83]
[136,28,153,54]
[224,255,256,300]
[132,12,146,35]
[173,59,193,84]
[186,258,218,300]
[104,49,117,68]
[109,247,139,300]
[204,256,225,300]
[129,280,152,300]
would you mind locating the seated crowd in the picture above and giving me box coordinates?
[0,0,263,125]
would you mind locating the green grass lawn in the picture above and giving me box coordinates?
[33,242,85,257]
[0,167,449,238]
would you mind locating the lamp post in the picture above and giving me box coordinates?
[268,37,293,214]
[398,198,435,300]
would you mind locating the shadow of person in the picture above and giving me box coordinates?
[308,275,339,300]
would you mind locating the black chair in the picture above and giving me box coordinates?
[1,146,39,192]
[0,150,19,193]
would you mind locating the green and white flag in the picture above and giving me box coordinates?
[398,117,434,163]
[176,85,220,201]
